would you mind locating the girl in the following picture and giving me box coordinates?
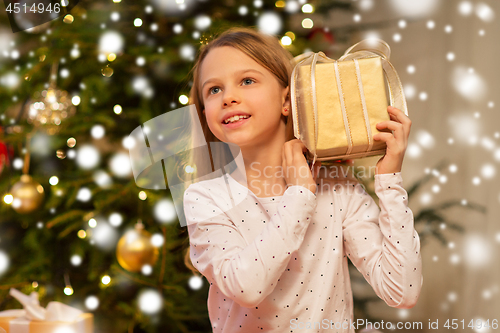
[183,27,422,333]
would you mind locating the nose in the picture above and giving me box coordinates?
[224,100,237,107]
[222,88,240,108]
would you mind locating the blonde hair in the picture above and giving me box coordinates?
[183,26,297,276]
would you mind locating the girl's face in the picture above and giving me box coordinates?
[199,46,289,149]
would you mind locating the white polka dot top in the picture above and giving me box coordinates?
[183,171,422,333]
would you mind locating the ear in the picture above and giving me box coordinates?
[281,86,291,117]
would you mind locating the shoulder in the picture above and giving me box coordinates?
[183,176,234,226]
[184,176,227,200]
[183,174,243,218]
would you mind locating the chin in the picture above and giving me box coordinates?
[221,137,252,149]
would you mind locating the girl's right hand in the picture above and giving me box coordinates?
[282,139,322,195]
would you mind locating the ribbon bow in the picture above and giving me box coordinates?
[290,38,408,167]
[4,288,83,322]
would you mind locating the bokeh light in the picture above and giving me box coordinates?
[458,1,473,16]
[109,152,132,178]
[113,104,122,114]
[302,18,313,29]
[138,289,163,314]
[0,251,9,276]
[464,234,491,269]
[358,0,374,11]
[70,255,82,266]
[109,212,123,227]
[188,275,203,290]
[93,170,113,188]
[3,194,13,204]
[91,125,105,139]
[389,0,441,17]
[76,145,100,169]
[153,199,177,224]
[134,18,143,27]
[85,296,99,311]
[49,176,59,186]
[141,264,153,275]
[101,275,111,285]
[302,4,314,13]
[179,94,189,105]
[92,221,118,251]
[98,31,124,54]
[151,233,164,247]
[194,15,211,30]
[475,3,495,22]
[76,187,92,202]
[257,12,282,35]
[451,66,487,102]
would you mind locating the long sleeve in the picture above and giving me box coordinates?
[342,172,422,309]
[184,182,317,308]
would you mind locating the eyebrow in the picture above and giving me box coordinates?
[202,69,264,90]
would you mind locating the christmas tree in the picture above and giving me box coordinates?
[0,0,487,332]
[0,1,354,331]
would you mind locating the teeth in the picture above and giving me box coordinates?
[224,115,250,124]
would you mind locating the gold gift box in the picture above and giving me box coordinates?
[291,39,408,162]
[0,313,93,333]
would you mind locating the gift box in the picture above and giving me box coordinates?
[290,38,408,164]
[0,289,93,333]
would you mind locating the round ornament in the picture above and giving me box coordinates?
[10,174,45,214]
[116,223,159,272]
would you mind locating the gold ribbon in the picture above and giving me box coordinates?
[353,58,374,154]
[290,38,408,163]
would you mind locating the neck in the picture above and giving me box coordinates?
[237,127,288,198]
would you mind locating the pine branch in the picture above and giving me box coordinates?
[159,227,168,286]
[45,210,87,228]
[406,159,449,198]
[417,199,487,215]
[111,265,184,294]
[92,180,136,211]
[58,221,82,238]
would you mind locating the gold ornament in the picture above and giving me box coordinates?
[101,65,114,77]
[116,222,159,272]
[10,174,45,214]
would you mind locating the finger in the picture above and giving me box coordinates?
[373,132,395,144]
[373,132,406,154]
[388,106,412,131]
[376,121,405,142]
[387,105,408,118]
[313,161,322,180]
[284,141,292,163]
[387,107,409,122]
[292,140,308,163]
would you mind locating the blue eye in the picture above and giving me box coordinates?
[209,87,220,95]
[242,78,255,85]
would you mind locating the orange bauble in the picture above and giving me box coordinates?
[116,223,159,272]
[10,174,45,214]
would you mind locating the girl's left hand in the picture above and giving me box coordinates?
[373,106,411,175]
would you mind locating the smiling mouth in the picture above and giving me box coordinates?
[222,115,251,124]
